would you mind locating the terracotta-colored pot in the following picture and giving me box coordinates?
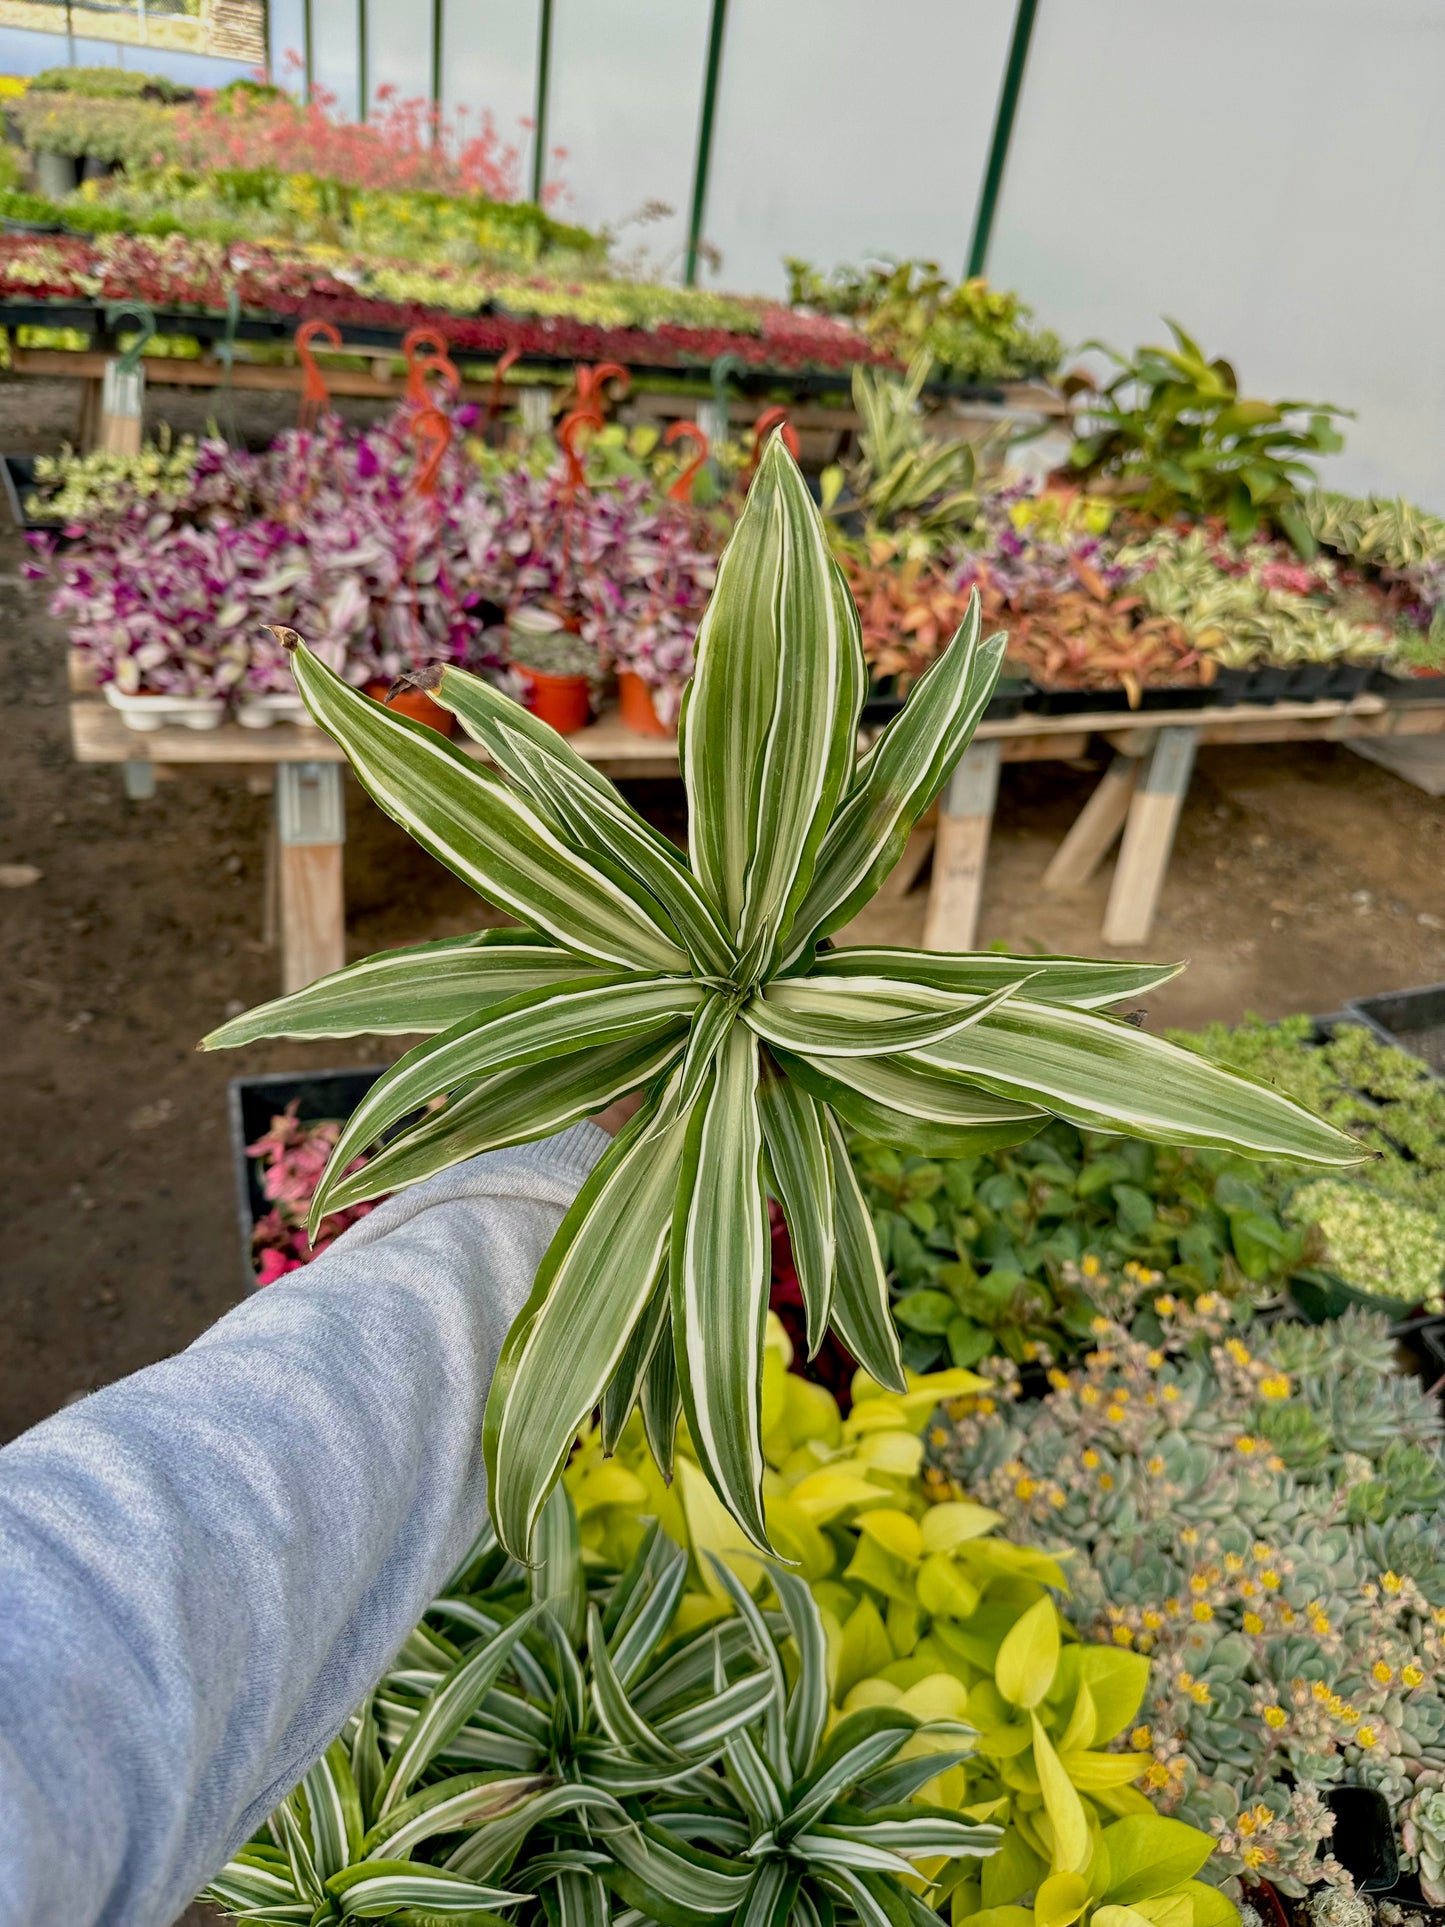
[616,669,673,738]
[522,668,592,735]
[364,680,456,736]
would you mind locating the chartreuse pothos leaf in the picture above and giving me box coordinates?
[910,999,1363,1162]
[433,664,734,976]
[486,1084,692,1559]
[672,1023,771,1549]
[806,946,1183,1011]
[783,592,1002,959]
[285,635,688,973]
[308,977,703,1232]
[320,1026,690,1215]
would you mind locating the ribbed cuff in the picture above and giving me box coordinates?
[506,1120,611,1186]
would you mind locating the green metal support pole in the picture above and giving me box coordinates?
[683,0,728,288]
[430,0,444,142]
[357,0,369,120]
[530,0,554,206]
[302,0,314,104]
[965,0,1038,278]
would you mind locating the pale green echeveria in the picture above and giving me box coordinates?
[204,434,1361,1562]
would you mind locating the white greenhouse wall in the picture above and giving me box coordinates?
[987,0,1445,510]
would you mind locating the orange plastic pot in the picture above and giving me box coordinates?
[616,669,673,738]
[364,680,455,736]
[522,668,592,735]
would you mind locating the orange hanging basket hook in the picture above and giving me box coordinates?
[558,406,603,497]
[663,420,710,503]
[486,346,522,433]
[403,325,461,409]
[750,406,800,470]
[411,406,452,498]
[574,361,632,411]
[295,318,343,429]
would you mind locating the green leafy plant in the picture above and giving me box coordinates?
[204,436,1357,1562]
[1303,491,1445,573]
[1069,323,1348,548]
[205,1476,1000,1927]
[30,64,191,101]
[829,354,983,559]
[786,258,1064,385]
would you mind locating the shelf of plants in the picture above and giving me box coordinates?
[27,366,1445,728]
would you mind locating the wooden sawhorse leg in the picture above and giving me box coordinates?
[921,739,1001,952]
[1041,751,1139,893]
[1102,726,1199,945]
[275,762,346,992]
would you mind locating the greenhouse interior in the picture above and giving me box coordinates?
[0,5,1442,1927]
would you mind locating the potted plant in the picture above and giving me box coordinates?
[206,434,1360,1564]
[506,605,597,735]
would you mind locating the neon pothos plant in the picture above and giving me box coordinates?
[206,435,1358,1562]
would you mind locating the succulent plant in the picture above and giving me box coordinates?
[203,436,1356,1568]
[1287,1180,1445,1309]
[942,1292,1445,1893]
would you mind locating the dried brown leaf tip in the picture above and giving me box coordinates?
[265,625,304,653]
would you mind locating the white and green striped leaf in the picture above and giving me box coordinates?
[783,593,1004,958]
[704,1556,788,1779]
[530,1480,585,1647]
[375,1609,540,1816]
[748,973,1027,1057]
[604,1819,754,1927]
[587,1603,680,1762]
[737,1859,801,1927]
[652,1667,779,1756]
[309,977,701,1231]
[671,1024,771,1551]
[600,1274,671,1455]
[360,1772,541,1861]
[641,1313,681,1478]
[322,1024,689,1216]
[757,1063,834,1357]
[202,931,603,1049]
[809,946,1183,1010]
[300,1741,363,1879]
[444,1784,625,1882]
[772,1565,830,1775]
[911,1000,1365,1162]
[827,1114,905,1392]
[434,669,734,977]
[327,1859,526,1916]
[485,1088,692,1560]
[733,437,862,977]
[773,1047,1046,1158]
[683,443,787,935]
[783,1710,918,1840]
[834,1805,1002,1858]
[287,635,688,972]
[609,1534,689,1687]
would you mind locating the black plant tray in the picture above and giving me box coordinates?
[860,675,1033,726]
[1370,667,1445,704]
[228,1067,385,1295]
[0,299,98,334]
[1023,682,1216,717]
[1346,982,1445,1077]
[1325,1784,1400,1893]
[1,453,65,535]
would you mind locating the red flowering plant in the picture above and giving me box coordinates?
[248,1102,383,1285]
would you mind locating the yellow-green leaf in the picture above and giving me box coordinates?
[995,1599,1061,1709]
[917,1553,984,1622]
[921,1502,1004,1553]
[1031,1714,1091,1873]
[1034,1872,1089,1927]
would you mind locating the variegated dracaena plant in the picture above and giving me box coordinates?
[205,435,1359,1562]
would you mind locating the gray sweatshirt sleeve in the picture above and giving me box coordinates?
[0,1122,609,1927]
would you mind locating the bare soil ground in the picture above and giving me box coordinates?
[2,378,1443,1450]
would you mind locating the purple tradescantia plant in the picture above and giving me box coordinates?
[36,404,720,709]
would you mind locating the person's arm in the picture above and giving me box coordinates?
[0,1123,609,1927]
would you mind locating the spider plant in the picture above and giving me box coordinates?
[204,434,1360,1561]
[203,1488,780,1927]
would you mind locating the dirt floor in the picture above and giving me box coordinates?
[2,378,1444,1454]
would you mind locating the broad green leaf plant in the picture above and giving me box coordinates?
[207,434,1359,1563]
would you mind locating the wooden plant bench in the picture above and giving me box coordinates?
[70,691,1445,995]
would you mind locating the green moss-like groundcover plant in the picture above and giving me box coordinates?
[206,435,1359,1564]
